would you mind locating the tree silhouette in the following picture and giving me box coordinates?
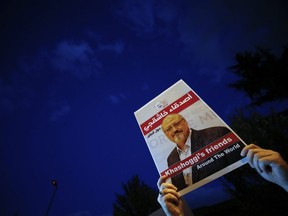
[222,109,288,215]
[220,46,288,215]
[113,175,160,216]
[228,46,288,106]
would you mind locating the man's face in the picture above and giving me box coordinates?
[161,114,190,145]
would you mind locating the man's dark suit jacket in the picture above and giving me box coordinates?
[167,126,243,190]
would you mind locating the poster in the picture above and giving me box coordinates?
[134,79,247,196]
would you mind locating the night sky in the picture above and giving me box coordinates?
[1,0,288,216]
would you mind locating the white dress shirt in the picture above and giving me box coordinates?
[177,129,193,186]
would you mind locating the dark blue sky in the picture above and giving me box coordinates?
[1,0,288,215]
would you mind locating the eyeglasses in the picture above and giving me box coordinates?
[164,119,184,133]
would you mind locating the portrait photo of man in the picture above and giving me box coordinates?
[161,113,244,191]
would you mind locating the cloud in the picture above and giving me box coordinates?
[176,1,288,80]
[114,0,288,84]
[108,93,127,105]
[114,0,155,34]
[114,0,230,81]
[0,38,106,119]
[98,41,125,54]
[114,0,180,37]
[51,40,102,81]
[49,103,71,122]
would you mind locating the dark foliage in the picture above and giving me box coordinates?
[221,103,288,216]
[228,46,288,106]
[113,175,160,216]
[219,46,288,215]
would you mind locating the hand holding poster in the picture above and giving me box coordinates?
[134,79,247,196]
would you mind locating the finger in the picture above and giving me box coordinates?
[245,147,267,168]
[245,148,257,168]
[253,152,263,173]
[159,184,179,201]
[252,150,274,173]
[159,190,164,196]
[258,152,277,172]
[164,187,181,198]
[240,145,249,157]
[157,175,168,189]
[161,191,180,205]
[240,143,259,156]
[157,188,177,203]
